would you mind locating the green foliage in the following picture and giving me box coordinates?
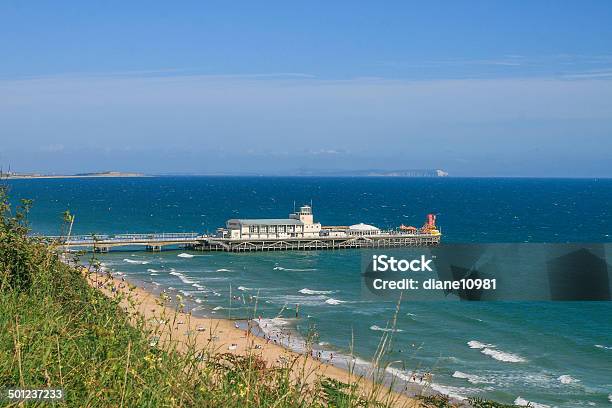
[320,378,371,408]
[468,397,523,408]
[0,186,39,291]
[417,395,457,408]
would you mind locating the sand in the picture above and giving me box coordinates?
[81,267,423,408]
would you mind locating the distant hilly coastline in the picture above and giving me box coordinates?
[3,169,449,178]
[154,169,450,177]
[293,169,449,177]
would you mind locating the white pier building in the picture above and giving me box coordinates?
[225,205,322,239]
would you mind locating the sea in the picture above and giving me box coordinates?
[6,176,612,407]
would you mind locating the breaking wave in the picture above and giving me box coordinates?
[468,340,526,363]
[386,367,473,401]
[168,270,195,284]
[514,397,549,408]
[325,298,345,305]
[299,288,335,295]
[123,258,149,265]
[178,275,195,284]
[273,266,317,272]
[452,371,494,384]
[557,374,579,384]
[177,253,194,258]
[216,268,232,272]
[467,340,494,349]
[370,325,403,333]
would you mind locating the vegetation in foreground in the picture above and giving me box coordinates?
[0,187,523,407]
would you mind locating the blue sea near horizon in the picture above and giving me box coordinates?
[7,176,612,407]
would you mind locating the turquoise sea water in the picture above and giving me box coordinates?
[7,177,612,407]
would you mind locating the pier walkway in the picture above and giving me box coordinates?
[43,233,200,252]
[43,231,440,252]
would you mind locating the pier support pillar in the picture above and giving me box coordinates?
[146,244,162,252]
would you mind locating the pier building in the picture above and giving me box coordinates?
[225,205,322,239]
[348,223,381,236]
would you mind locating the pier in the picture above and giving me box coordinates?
[43,231,440,252]
[42,205,441,252]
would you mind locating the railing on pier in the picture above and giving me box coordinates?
[43,232,200,245]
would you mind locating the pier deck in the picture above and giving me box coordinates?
[43,232,440,252]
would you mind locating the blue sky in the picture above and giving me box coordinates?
[1,1,611,176]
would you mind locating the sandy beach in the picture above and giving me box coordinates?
[80,264,425,408]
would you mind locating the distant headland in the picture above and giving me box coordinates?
[3,171,146,179]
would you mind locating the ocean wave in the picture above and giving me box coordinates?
[216,268,232,272]
[194,298,203,304]
[257,318,311,353]
[467,340,494,349]
[237,286,252,291]
[325,298,346,305]
[514,396,550,408]
[169,270,195,284]
[595,344,612,350]
[273,266,318,272]
[468,340,526,363]
[370,325,403,333]
[192,283,205,290]
[452,371,494,384]
[212,306,223,311]
[557,374,579,384]
[481,347,526,363]
[123,258,149,265]
[178,276,195,284]
[177,253,194,258]
[386,367,472,401]
[299,288,335,295]
[267,294,329,306]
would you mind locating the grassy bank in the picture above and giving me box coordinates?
[0,189,519,407]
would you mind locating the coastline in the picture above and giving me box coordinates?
[5,173,147,180]
[78,261,430,408]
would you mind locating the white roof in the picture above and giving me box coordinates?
[349,223,380,231]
